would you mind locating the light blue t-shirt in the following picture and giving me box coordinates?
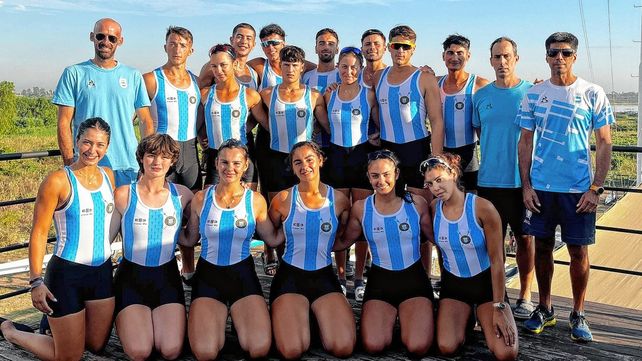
[515,78,615,193]
[53,60,151,172]
[473,80,532,188]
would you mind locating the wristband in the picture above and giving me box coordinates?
[30,278,44,290]
[29,276,43,285]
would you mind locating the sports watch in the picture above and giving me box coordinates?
[493,302,507,310]
[589,184,605,195]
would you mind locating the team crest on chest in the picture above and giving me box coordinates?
[455,101,464,110]
[106,203,114,214]
[235,218,248,228]
[165,215,177,227]
[351,108,361,116]
[119,78,128,89]
[87,80,95,88]
[296,109,307,118]
[232,109,241,118]
[320,222,332,233]
[399,222,410,232]
[189,95,197,104]
[399,96,410,105]
[460,235,471,244]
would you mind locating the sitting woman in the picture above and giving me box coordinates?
[112,134,193,360]
[422,153,518,360]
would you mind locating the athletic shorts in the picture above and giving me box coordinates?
[444,143,479,191]
[203,146,258,186]
[166,138,202,190]
[191,256,264,306]
[523,190,596,246]
[269,261,342,305]
[259,148,297,194]
[325,142,371,190]
[477,187,526,237]
[381,136,431,189]
[254,126,272,195]
[44,256,113,318]
[113,257,185,314]
[113,169,139,187]
[362,260,434,307]
[440,268,493,306]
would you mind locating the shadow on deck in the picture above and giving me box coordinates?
[1,255,641,360]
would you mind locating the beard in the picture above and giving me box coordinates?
[95,44,115,60]
[318,53,335,63]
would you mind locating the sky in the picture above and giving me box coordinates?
[0,0,640,94]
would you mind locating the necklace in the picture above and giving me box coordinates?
[218,191,244,208]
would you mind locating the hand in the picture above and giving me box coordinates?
[533,78,544,85]
[368,132,381,147]
[522,186,541,213]
[31,284,57,315]
[62,157,74,166]
[576,190,599,213]
[419,65,436,75]
[325,82,339,94]
[493,308,516,346]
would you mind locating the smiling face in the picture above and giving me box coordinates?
[423,167,458,201]
[338,53,360,85]
[442,44,470,71]
[216,147,249,184]
[367,158,399,195]
[260,34,285,62]
[230,27,255,58]
[76,127,109,166]
[291,145,323,182]
[90,19,123,61]
[165,33,193,67]
[315,33,339,64]
[361,34,386,63]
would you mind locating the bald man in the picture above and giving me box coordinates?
[53,18,154,186]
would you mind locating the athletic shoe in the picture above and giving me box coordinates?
[339,279,347,296]
[524,305,556,334]
[345,263,355,278]
[513,299,535,320]
[354,279,365,302]
[570,311,593,342]
[181,272,195,291]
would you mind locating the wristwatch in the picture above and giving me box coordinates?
[589,184,605,195]
[493,302,507,310]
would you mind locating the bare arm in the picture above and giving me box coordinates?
[136,106,154,138]
[313,91,330,134]
[142,71,157,101]
[422,73,444,154]
[576,125,612,213]
[180,190,204,247]
[333,200,364,251]
[57,105,76,166]
[254,192,284,247]
[517,128,540,213]
[248,89,269,130]
[474,76,490,91]
[197,61,215,90]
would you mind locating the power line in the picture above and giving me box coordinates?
[607,0,616,94]
[578,0,595,81]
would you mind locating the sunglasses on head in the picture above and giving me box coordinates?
[261,39,283,48]
[209,44,236,58]
[389,42,415,51]
[367,149,395,162]
[546,48,575,58]
[340,46,362,55]
[419,157,452,174]
[95,33,118,44]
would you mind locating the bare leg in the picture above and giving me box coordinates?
[516,235,535,301]
[271,294,310,360]
[567,244,590,312]
[351,188,373,283]
[83,297,115,353]
[534,237,555,309]
[152,303,186,360]
[360,300,397,354]
[188,298,228,361]
[476,302,518,361]
[398,297,434,356]
[311,293,356,358]
[436,299,471,356]
[230,295,272,358]
[115,305,154,361]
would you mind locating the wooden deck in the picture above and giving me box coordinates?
[1,255,641,360]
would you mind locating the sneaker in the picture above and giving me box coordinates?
[181,272,195,290]
[354,279,365,302]
[345,262,355,278]
[524,305,556,334]
[513,299,535,320]
[569,311,593,342]
[339,279,347,296]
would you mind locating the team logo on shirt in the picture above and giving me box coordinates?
[399,222,410,232]
[352,108,361,116]
[119,78,128,89]
[486,103,493,110]
[297,109,307,118]
[400,96,410,105]
[321,222,332,233]
[235,218,248,228]
[165,216,177,227]
[206,219,219,227]
[574,95,582,104]
[232,109,241,118]
[87,80,95,88]
[189,96,197,104]
[540,96,549,103]
[292,222,305,230]
[460,235,471,244]
[455,101,464,110]
[105,203,114,214]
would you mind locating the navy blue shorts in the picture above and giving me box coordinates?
[204,146,258,186]
[381,136,431,189]
[191,256,264,306]
[477,187,526,237]
[325,142,372,190]
[363,260,434,308]
[44,256,113,317]
[269,261,342,305]
[113,257,185,314]
[440,268,493,306]
[523,190,596,246]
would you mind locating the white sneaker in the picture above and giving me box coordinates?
[341,284,347,296]
[355,285,365,302]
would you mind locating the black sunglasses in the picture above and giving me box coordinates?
[546,48,575,58]
[390,42,414,51]
[95,33,118,44]
[367,149,396,161]
[261,39,283,48]
[419,157,452,174]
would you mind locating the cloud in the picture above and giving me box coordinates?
[14,3,25,10]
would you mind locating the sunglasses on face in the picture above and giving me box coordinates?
[95,33,118,44]
[340,46,362,55]
[261,39,283,48]
[419,157,452,174]
[389,42,415,51]
[546,48,575,58]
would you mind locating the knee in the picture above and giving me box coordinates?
[277,339,308,360]
[158,342,183,360]
[492,345,518,361]
[123,343,153,361]
[437,336,464,356]
[325,337,355,358]
[245,335,271,359]
[567,245,588,260]
[535,237,555,253]
[86,338,109,355]
[404,336,432,357]
[54,352,85,361]
[361,332,390,354]
[191,344,221,361]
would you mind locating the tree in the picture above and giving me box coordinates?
[0,81,17,133]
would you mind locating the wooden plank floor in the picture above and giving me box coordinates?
[1,255,641,360]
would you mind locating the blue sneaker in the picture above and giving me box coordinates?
[570,311,593,342]
[524,305,556,334]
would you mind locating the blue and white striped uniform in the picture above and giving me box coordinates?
[433,193,490,278]
[204,85,250,149]
[302,68,340,94]
[150,68,200,141]
[236,64,259,90]
[327,85,371,147]
[283,185,338,270]
[357,72,370,89]
[376,67,429,144]
[438,74,477,148]
[53,167,114,266]
[199,186,256,266]
[121,182,183,267]
[361,196,421,271]
[258,60,282,91]
[269,85,314,153]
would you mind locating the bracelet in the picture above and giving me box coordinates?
[29,278,44,290]
[29,276,43,285]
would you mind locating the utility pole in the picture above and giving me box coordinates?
[638,6,642,185]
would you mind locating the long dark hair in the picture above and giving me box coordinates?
[367,149,413,203]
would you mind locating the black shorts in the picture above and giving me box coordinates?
[203,146,258,186]
[440,268,493,306]
[325,142,372,190]
[254,126,272,195]
[269,261,342,305]
[113,257,185,314]
[259,147,297,194]
[44,256,113,318]
[191,256,264,306]
[381,137,431,189]
[363,260,434,308]
[444,143,479,191]
[166,138,202,190]
[477,187,526,237]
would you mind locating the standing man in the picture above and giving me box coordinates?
[54,18,153,187]
[374,25,444,203]
[438,34,489,191]
[517,32,614,342]
[473,37,535,320]
[302,28,340,93]
[359,28,387,89]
